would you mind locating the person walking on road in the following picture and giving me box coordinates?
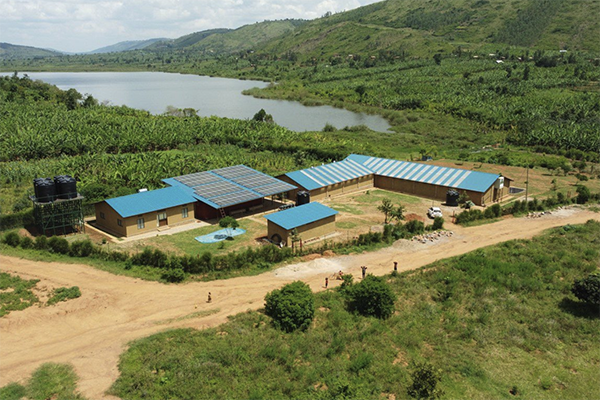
[361,265,367,279]
[207,292,212,303]
[325,277,329,288]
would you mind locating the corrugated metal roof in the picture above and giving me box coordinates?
[163,165,296,209]
[284,159,373,191]
[264,202,338,231]
[105,186,195,218]
[346,154,499,193]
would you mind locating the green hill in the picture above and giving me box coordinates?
[88,38,168,54]
[259,0,599,58]
[146,20,306,55]
[0,43,63,60]
[147,29,232,50]
[188,19,306,54]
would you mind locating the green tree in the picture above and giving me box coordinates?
[264,281,315,332]
[575,185,590,204]
[572,273,600,306]
[407,362,444,399]
[219,216,239,238]
[378,198,394,224]
[252,108,273,123]
[391,205,406,223]
[345,275,396,319]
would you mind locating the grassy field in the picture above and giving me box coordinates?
[108,220,600,399]
[0,363,85,400]
[0,272,39,317]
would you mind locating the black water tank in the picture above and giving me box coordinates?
[296,191,310,206]
[446,189,460,207]
[55,175,77,199]
[34,178,56,202]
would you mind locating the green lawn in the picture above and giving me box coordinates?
[127,218,266,257]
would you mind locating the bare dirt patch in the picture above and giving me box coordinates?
[0,207,598,398]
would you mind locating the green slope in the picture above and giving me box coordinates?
[88,39,168,54]
[147,29,232,50]
[259,0,600,58]
[188,19,306,54]
[0,43,62,60]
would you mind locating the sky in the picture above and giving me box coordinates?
[0,0,383,53]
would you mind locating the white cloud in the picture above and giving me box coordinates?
[0,0,381,53]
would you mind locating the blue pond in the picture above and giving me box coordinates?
[195,228,247,244]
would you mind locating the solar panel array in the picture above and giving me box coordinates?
[171,165,296,209]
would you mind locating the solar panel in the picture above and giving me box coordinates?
[174,172,220,187]
[213,165,254,180]
[230,174,275,188]
[211,190,260,207]
[254,181,297,197]
[169,165,297,209]
[194,181,242,199]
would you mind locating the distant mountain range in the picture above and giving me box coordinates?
[1,0,598,61]
[88,38,169,54]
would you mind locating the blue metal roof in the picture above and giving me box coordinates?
[264,202,338,231]
[163,165,296,209]
[346,154,499,193]
[105,186,195,218]
[284,159,373,191]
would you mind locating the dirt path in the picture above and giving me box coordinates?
[1,207,598,398]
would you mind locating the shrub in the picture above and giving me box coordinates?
[407,362,444,399]
[34,235,48,250]
[3,231,21,247]
[572,273,600,306]
[405,220,425,234]
[345,275,396,319]
[20,236,34,249]
[264,281,315,332]
[576,185,590,204]
[432,217,444,230]
[47,236,70,254]
[68,240,94,257]
[161,268,186,283]
[47,286,81,305]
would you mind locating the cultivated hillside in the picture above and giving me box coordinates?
[259,0,600,58]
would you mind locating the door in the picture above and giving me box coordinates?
[157,211,168,227]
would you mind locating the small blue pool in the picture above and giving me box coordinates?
[195,228,246,244]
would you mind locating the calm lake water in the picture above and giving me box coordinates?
[12,72,391,132]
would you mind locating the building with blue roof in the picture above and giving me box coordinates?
[280,154,508,206]
[264,202,338,246]
[95,187,197,237]
[94,165,296,237]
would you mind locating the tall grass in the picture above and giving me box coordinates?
[110,220,600,399]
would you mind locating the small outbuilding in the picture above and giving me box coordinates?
[264,202,338,246]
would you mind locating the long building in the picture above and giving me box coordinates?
[279,154,509,206]
[95,165,296,237]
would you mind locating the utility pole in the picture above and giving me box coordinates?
[525,165,529,203]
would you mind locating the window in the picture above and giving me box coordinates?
[182,207,188,218]
[117,219,122,227]
[137,217,145,229]
[100,212,105,220]
[157,212,167,220]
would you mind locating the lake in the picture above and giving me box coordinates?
[10,72,391,132]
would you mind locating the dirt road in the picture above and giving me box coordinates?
[1,207,598,398]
